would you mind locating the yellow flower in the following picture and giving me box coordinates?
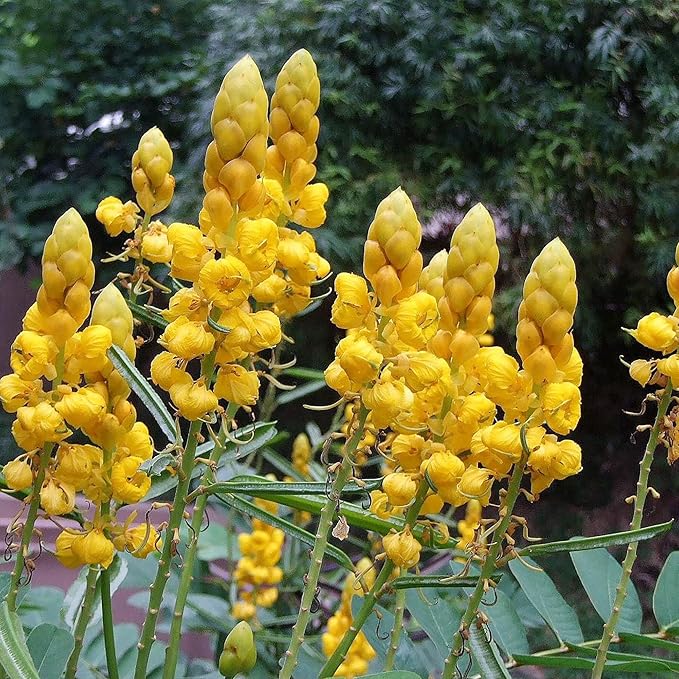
[236,218,279,279]
[0,374,43,413]
[141,221,173,263]
[541,382,582,435]
[40,477,75,515]
[391,434,426,472]
[159,316,215,360]
[362,369,414,429]
[117,422,154,461]
[131,127,175,215]
[528,436,582,494]
[457,466,494,504]
[668,242,679,308]
[336,335,383,386]
[243,310,282,352]
[386,291,439,350]
[474,346,520,391]
[382,472,418,506]
[252,272,287,304]
[150,351,190,391]
[122,524,161,558]
[292,433,312,476]
[331,273,373,329]
[627,312,679,354]
[55,530,84,569]
[72,528,115,569]
[658,355,679,385]
[56,386,107,431]
[214,365,260,406]
[169,379,218,420]
[391,351,452,393]
[291,182,329,228]
[273,279,311,316]
[13,402,71,451]
[628,359,655,387]
[111,455,151,504]
[3,457,33,491]
[95,196,139,237]
[55,443,98,490]
[198,256,252,311]
[10,331,59,381]
[324,360,352,396]
[422,452,465,503]
[383,528,421,569]
[167,222,212,282]
[164,288,209,323]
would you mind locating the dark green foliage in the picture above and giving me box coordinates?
[182,0,678,359]
[0,0,212,269]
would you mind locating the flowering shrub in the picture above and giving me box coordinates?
[1,49,678,679]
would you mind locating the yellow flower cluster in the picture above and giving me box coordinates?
[625,242,679,463]
[0,214,160,570]
[322,558,376,678]
[112,50,331,421]
[325,188,583,566]
[232,498,285,620]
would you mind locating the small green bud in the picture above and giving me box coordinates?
[218,621,257,677]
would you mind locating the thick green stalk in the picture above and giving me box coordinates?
[162,411,233,679]
[385,589,406,670]
[6,443,53,610]
[101,567,119,679]
[278,406,369,679]
[320,481,430,677]
[133,418,203,679]
[591,382,673,679]
[441,440,530,679]
[65,566,99,679]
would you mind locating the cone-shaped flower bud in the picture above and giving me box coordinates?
[363,188,423,306]
[439,204,499,357]
[218,621,257,677]
[91,283,136,360]
[204,55,269,235]
[667,242,679,313]
[419,249,448,301]
[517,238,577,383]
[24,208,95,344]
[131,127,175,215]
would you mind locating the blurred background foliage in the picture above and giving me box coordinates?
[1,0,678,541]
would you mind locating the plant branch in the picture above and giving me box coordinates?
[441,429,531,679]
[101,566,120,679]
[278,405,368,679]
[591,382,673,679]
[385,589,405,670]
[64,566,99,679]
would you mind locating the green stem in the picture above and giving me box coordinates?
[441,435,531,679]
[591,382,673,679]
[6,443,53,610]
[385,589,405,670]
[134,418,203,679]
[319,481,430,677]
[278,406,369,679]
[162,409,234,679]
[64,566,99,679]
[259,339,285,422]
[101,567,119,679]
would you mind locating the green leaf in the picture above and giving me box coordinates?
[275,380,327,407]
[261,447,306,481]
[107,345,176,441]
[213,493,354,570]
[0,602,40,679]
[358,673,423,678]
[512,653,596,670]
[481,589,529,657]
[518,520,673,558]
[570,548,642,633]
[566,643,679,672]
[619,632,679,653]
[144,422,277,502]
[509,557,583,644]
[390,574,486,589]
[654,551,679,632]
[404,588,460,660]
[283,367,326,381]
[25,624,74,679]
[126,300,168,330]
[468,623,512,678]
[202,476,381,497]
[241,489,459,550]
